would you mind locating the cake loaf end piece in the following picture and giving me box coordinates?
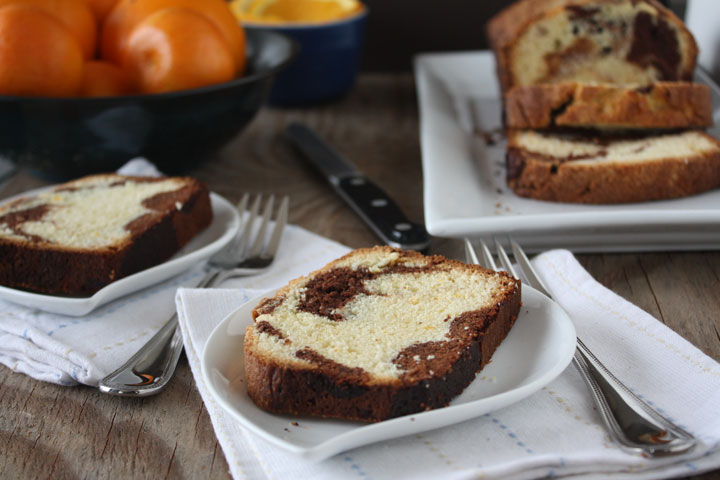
[487,0,698,92]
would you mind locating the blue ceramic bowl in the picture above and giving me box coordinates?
[244,9,367,106]
[0,29,297,180]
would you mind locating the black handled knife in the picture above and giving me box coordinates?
[285,122,431,251]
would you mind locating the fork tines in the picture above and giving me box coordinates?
[237,193,289,260]
[464,237,551,297]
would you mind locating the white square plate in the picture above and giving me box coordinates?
[414,51,720,252]
[201,287,577,461]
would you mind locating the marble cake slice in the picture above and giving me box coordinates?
[504,82,712,130]
[244,246,522,422]
[0,174,212,296]
[506,129,720,203]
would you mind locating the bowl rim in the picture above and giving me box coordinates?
[240,6,368,30]
[0,29,299,103]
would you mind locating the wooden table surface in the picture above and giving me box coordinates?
[1,74,719,479]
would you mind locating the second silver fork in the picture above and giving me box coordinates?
[99,194,288,397]
[465,238,697,457]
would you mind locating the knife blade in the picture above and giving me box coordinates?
[285,122,431,251]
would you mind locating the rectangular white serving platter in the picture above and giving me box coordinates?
[414,51,720,252]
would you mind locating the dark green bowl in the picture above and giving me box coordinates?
[0,29,297,180]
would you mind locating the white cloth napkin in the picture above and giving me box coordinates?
[0,158,203,385]
[176,245,720,480]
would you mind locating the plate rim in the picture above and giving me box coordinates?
[414,50,720,246]
[201,285,577,461]
[0,189,240,316]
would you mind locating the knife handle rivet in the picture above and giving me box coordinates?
[350,178,365,186]
[395,223,412,231]
[371,199,388,207]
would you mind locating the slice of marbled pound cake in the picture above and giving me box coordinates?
[244,246,521,422]
[503,82,713,130]
[0,174,212,295]
[506,129,720,203]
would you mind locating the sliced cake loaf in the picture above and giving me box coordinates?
[506,130,720,203]
[504,82,712,129]
[486,0,719,203]
[487,0,698,92]
[244,246,521,422]
[0,174,212,295]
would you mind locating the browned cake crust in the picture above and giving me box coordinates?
[506,130,720,203]
[504,82,712,129]
[0,175,212,295]
[487,0,697,93]
[244,247,522,422]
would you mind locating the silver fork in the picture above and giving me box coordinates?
[99,194,289,397]
[464,238,697,457]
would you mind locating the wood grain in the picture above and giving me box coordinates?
[0,74,718,479]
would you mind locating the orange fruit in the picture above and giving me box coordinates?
[102,0,246,75]
[0,5,84,97]
[85,0,120,23]
[80,60,135,97]
[124,7,236,94]
[0,0,96,59]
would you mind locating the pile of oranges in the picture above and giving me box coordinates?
[0,0,247,97]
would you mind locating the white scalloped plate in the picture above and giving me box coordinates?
[0,191,239,316]
[201,286,577,462]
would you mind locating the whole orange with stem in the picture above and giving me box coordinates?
[102,0,246,75]
[0,0,96,59]
[80,60,135,97]
[0,4,84,97]
[124,7,236,94]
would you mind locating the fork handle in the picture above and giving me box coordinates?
[572,338,696,456]
[98,271,220,396]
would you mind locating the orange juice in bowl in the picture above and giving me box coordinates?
[230,0,367,106]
